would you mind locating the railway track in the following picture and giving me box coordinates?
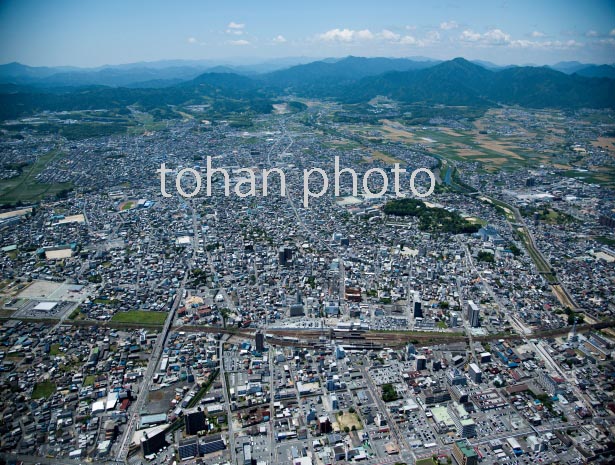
[3,316,613,348]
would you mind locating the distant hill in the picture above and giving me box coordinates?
[260,56,439,93]
[573,64,615,79]
[0,56,613,120]
[550,61,615,79]
[0,58,321,88]
[0,71,274,120]
[550,61,590,74]
[338,58,615,108]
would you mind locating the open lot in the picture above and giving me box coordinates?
[111,310,168,325]
[0,150,73,204]
[18,280,90,302]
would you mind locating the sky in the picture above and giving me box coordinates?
[0,0,614,67]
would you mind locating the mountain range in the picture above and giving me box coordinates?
[0,56,614,120]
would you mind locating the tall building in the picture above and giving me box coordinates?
[416,355,427,371]
[468,363,482,383]
[447,368,467,386]
[452,439,478,465]
[185,410,206,436]
[290,289,304,316]
[318,416,332,434]
[413,293,423,319]
[448,403,476,438]
[466,300,480,328]
[139,426,166,456]
[255,332,265,353]
[279,246,293,266]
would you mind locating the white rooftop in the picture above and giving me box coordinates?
[33,301,58,311]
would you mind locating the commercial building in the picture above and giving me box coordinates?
[255,331,265,353]
[453,439,478,465]
[467,300,480,328]
[199,433,226,455]
[185,410,206,436]
[179,436,199,460]
[468,363,482,383]
[448,402,476,438]
[413,293,423,319]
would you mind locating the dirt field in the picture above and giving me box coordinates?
[439,127,464,137]
[18,280,89,302]
[336,412,363,431]
[370,149,402,164]
[473,136,524,159]
[592,137,615,153]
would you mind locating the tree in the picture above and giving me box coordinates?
[220,308,231,328]
[382,383,398,402]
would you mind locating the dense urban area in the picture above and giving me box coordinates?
[0,58,615,465]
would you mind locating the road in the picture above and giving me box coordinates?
[360,365,415,465]
[219,337,237,465]
[115,199,197,461]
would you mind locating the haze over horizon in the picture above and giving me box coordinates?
[0,0,614,68]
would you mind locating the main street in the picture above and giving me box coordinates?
[114,199,197,461]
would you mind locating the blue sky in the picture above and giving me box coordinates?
[0,0,613,67]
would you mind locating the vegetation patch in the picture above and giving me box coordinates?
[0,150,73,205]
[383,198,480,234]
[32,381,56,399]
[381,383,399,402]
[111,310,167,325]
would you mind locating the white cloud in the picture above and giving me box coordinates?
[460,30,482,42]
[272,35,287,44]
[356,29,375,40]
[586,30,599,37]
[226,22,245,35]
[440,21,459,30]
[317,28,376,42]
[598,37,615,46]
[426,30,440,41]
[399,35,419,45]
[316,28,434,46]
[483,29,511,45]
[610,29,615,36]
[405,25,417,31]
[187,37,198,44]
[459,28,580,49]
[229,39,250,46]
[379,29,400,41]
[460,28,510,45]
[531,31,545,38]
[509,38,582,49]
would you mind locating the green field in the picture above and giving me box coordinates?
[595,236,615,247]
[415,459,437,465]
[0,150,73,204]
[49,343,61,356]
[32,381,56,399]
[111,310,168,325]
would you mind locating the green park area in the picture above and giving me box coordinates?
[32,381,56,399]
[0,151,72,204]
[111,310,168,325]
